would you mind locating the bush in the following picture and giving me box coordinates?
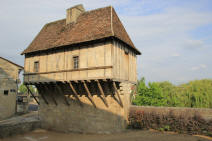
[128,109,212,136]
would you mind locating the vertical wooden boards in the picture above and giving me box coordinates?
[71,47,80,80]
[79,46,88,79]
[47,50,55,80]
[24,41,138,83]
[129,51,133,82]
[119,43,123,80]
[66,48,72,80]
[124,46,129,81]
[55,50,64,81]
[105,42,112,77]
[119,43,124,80]
[111,41,137,82]
[24,56,30,82]
[39,52,46,73]
[33,55,40,82]
[88,43,104,78]
[88,45,96,78]
[95,43,104,77]
[113,41,117,79]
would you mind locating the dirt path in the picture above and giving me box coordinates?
[1,129,211,141]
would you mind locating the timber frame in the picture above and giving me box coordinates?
[26,79,123,107]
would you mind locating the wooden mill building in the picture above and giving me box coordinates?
[22,4,141,133]
[0,57,23,120]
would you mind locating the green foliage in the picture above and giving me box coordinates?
[133,78,212,108]
[19,84,36,94]
[132,78,167,106]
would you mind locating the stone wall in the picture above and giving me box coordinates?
[0,112,40,138]
[39,82,134,133]
[0,78,17,120]
[129,106,212,136]
[130,106,212,121]
[0,58,22,120]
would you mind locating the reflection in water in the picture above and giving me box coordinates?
[0,129,209,141]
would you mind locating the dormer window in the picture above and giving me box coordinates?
[73,56,79,69]
[34,61,39,72]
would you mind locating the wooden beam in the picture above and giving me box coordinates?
[25,85,40,105]
[68,82,83,106]
[96,80,108,107]
[113,82,123,107]
[44,84,57,106]
[24,66,113,75]
[55,83,70,106]
[82,81,96,108]
[35,84,49,105]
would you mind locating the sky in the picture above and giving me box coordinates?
[0,0,212,84]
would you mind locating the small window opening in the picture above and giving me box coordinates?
[73,56,79,69]
[124,48,129,55]
[10,89,16,93]
[4,90,8,95]
[34,61,39,72]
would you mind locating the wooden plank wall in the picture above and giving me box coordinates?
[24,41,113,82]
[112,40,137,83]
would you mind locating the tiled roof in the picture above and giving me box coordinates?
[21,6,141,55]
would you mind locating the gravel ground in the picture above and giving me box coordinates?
[1,129,211,141]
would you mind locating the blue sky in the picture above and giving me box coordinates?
[0,0,211,84]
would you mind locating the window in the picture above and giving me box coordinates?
[34,61,39,72]
[73,56,79,69]
[4,90,8,95]
[10,89,16,93]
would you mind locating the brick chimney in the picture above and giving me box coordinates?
[66,4,85,25]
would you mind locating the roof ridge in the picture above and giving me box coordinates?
[45,19,65,26]
[110,6,114,36]
[0,57,23,69]
[84,5,111,14]
[45,6,112,27]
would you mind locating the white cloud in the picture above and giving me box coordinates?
[184,39,204,49]
[0,0,212,84]
[171,53,180,57]
[191,64,207,71]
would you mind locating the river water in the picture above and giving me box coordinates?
[0,129,210,141]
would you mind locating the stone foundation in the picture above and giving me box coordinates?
[38,81,134,133]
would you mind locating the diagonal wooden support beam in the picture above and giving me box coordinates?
[44,84,57,106]
[25,85,40,105]
[55,83,70,106]
[68,82,83,106]
[82,81,96,108]
[35,84,48,105]
[96,80,108,107]
[113,82,123,107]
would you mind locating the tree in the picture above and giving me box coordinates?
[132,78,167,106]
[19,84,36,94]
[132,78,212,108]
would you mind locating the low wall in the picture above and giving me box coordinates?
[129,106,212,136]
[0,112,40,138]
